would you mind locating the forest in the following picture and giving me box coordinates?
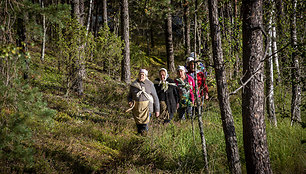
[0,0,305,173]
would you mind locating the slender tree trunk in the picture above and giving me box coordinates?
[271,0,281,84]
[272,23,280,84]
[208,0,242,173]
[102,0,107,27]
[197,21,201,56]
[146,21,150,55]
[40,0,46,62]
[150,26,154,48]
[242,0,272,173]
[94,0,100,36]
[165,0,175,72]
[184,0,191,55]
[233,0,239,78]
[290,0,301,125]
[72,0,85,95]
[79,0,85,25]
[86,0,93,33]
[194,1,209,173]
[275,0,283,38]
[121,0,131,83]
[16,12,28,80]
[266,9,277,126]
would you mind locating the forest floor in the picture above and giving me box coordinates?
[1,47,305,174]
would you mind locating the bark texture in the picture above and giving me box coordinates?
[165,0,175,72]
[73,0,86,95]
[242,0,272,173]
[290,0,301,125]
[208,0,242,173]
[41,0,46,62]
[121,0,131,83]
[194,1,209,173]
[266,8,277,126]
[183,0,191,55]
[102,0,107,26]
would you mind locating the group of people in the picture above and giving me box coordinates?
[127,54,209,135]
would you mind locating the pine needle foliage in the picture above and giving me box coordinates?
[94,25,124,78]
[0,44,55,170]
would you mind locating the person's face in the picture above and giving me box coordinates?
[139,73,146,82]
[189,62,195,71]
[178,69,185,78]
[160,70,166,81]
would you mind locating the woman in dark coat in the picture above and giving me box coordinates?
[154,68,179,123]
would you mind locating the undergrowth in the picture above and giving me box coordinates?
[0,45,305,174]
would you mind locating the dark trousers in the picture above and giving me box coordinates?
[136,113,151,133]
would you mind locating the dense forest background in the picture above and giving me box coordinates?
[0,0,305,173]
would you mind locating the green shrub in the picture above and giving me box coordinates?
[0,45,56,170]
[94,25,124,79]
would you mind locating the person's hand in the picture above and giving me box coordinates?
[176,103,179,109]
[128,101,133,107]
[155,112,160,117]
[205,94,209,100]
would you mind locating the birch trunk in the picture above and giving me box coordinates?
[271,0,281,84]
[86,0,93,33]
[41,0,46,62]
[266,9,277,126]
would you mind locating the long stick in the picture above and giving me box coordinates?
[194,0,209,172]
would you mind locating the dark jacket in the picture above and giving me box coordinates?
[154,78,179,114]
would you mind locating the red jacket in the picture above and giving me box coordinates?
[187,71,208,97]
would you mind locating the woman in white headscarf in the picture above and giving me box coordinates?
[174,66,195,120]
[128,69,160,135]
[154,68,179,124]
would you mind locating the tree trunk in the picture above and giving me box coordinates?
[86,0,93,33]
[72,0,85,95]
[40,0,46,62]
[16,13,29,80]
[121,0,131,83]
[150,26,154,48]
[242,0,272,173]
[102,0,107,27]
[272,22,280,84]
[271,0,280,84]
[290,0,301,125]
[165,0,175,72]
[275,0,283,38]
[233,0,239,78]
[94,0,100,36]
[184,0,191,55]
[79,0,85,25]
[208,0,242,173]
[266,8,277,126]
[197,24,201,56]
[194,1,209,173]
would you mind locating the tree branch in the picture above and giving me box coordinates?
[229,28,290,96]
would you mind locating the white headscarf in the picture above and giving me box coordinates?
[159,68,169,81]
[139,69,148,76]
[177,65,187,72]
[190,52,195,58]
